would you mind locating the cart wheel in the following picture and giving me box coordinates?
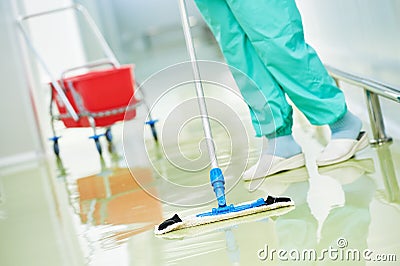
[89,135,103,155]
[105,128,113,143]
[53,140,60,156]
[145,119,159,142]
[49,136,61,157]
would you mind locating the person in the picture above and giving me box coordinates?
[193,0,368,179]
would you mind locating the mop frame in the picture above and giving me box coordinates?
[17,4,158,156]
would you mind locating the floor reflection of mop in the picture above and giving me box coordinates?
[155,0,294,235]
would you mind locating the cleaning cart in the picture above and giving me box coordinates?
[18,4,158,157]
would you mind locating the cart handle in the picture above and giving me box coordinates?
[18,4,119,67]
[17,4,120,121]
[60,59,117,85]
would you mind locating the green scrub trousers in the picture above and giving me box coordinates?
[194,0,347,137]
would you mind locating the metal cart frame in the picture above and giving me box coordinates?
[17,4,158,156]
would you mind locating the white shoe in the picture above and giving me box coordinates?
[242,153,305,181]
[316,131,369,167]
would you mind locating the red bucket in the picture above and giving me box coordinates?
[51,65,137,127]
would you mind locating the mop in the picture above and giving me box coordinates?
[154,0,295,235]
[156,204,295,239]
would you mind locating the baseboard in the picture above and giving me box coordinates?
[0,151,44,172]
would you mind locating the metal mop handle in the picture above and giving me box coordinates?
[178,0,226,207]
[178,0,218,169]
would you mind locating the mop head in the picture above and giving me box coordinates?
[155,195,294,235]
[156,204,295,240]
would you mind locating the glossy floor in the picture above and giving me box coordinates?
[1,78,399,266]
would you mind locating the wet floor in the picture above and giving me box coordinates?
[1,67,400,265]
[0,82,400,265]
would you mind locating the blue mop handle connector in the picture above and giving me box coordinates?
[210,168,227,207]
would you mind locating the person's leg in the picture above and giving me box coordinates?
[224,0,366,166]
[194,0,302,160]
[225,0,361,137]
[224,0,345,124]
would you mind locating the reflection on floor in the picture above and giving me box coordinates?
[1,108,399,265]
[77,167,162,242]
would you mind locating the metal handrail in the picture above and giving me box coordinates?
[326,65,400,102]
[326,65,399,145]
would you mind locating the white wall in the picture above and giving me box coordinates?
[0,0,43,167]
[0,0,86,167]
[297,0,400,84]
